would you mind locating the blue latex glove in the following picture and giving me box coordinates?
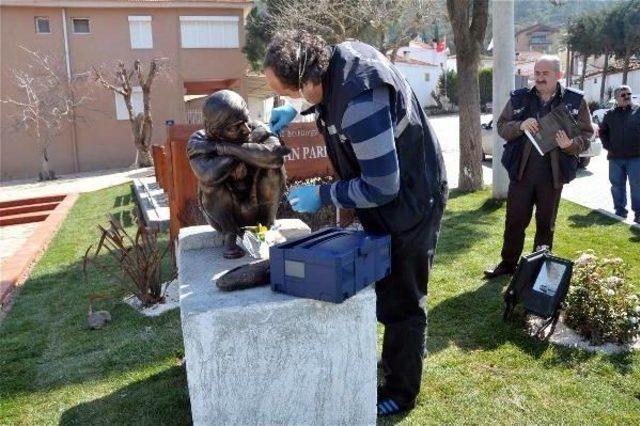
[269,104,298,134]
[287,185,321,213]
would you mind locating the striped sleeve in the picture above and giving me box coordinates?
[318,86,400,209]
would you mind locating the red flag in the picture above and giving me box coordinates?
[436,37,446,53]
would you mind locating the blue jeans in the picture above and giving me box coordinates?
[609,157,640,219]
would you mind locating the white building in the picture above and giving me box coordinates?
[392,40,448,107]
[446,55,495,73]
[393,58,442,107]
[580,67,640,103]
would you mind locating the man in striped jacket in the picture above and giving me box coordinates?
[264,30,448,416]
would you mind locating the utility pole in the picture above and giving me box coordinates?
[491,0,514,199]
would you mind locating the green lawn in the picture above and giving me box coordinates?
[1,184,639,425]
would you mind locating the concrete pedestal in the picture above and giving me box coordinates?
[178,225,377,426]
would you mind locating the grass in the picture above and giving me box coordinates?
[1,184,639,425]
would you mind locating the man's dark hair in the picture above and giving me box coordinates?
[264,30,330,89]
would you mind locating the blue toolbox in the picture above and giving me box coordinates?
[269,228,391,303]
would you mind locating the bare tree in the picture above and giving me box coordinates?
[361,0,446,62]
[270,0,364,42]
[267,0,445,61]
[94,59,167,168]
[1,47,89,180]
[446,0,489,192]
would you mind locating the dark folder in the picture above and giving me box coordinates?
[525,104,581,156]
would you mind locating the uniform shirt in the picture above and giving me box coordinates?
[318,86,400,208]
[524,93,556,184]
[497,85,593,188]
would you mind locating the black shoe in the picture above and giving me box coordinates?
[484,261,516,279]
[377,397,414,417]
[376,387,415,417]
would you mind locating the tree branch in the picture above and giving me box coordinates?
[93,66,127,96]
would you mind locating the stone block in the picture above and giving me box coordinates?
[178,225,377,426]
[132,176,169,231]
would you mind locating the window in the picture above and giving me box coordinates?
[530,35,548,44]
[179,16,239,48]
[129,16,153,49]
[114,87,144,120]
[424,73,430,82]
[72,18,90,34]
[35,17,51,34]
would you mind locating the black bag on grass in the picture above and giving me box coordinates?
[503,249,573,338]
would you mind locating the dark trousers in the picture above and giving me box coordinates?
[501,177,562,266]
[375,189,446,407]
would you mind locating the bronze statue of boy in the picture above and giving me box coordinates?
[187,90,290,259]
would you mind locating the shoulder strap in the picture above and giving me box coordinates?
[562,87,584,114]
[509,88,529,110]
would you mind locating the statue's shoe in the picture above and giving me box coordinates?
[216,259,270,291]
[223,247,245,259]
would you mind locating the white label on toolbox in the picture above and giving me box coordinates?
[285,260,305,279]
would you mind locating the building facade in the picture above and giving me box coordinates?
[1,0,253,180]
[393,40,448,108]
[580,67,640,104]
[515,24,558,54]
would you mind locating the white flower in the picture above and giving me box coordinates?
[634,305,640,314]
[629,317,638,325]
[575,253,596,266]
[606,289,615,297]
[606,276,622,286]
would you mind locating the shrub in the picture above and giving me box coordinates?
[83,212,176,307]
[478,67,492,106]
[564,251,640,345]
[436,70,458,106]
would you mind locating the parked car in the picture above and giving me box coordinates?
[592,95,640,124]
[480,120,602,169]
[578,123,603,169]
[481,120,493,161]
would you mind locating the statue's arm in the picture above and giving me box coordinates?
[187,132,237,185]
[215,122,291,169]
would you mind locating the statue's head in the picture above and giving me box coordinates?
[203,90,250,142]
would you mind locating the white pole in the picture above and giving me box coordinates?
[61,9,72,82]
[491,0,515,199]
[62,8,80,173]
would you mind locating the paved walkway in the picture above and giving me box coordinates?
[562,154,636,227]
[0,167,154,203]
[0,167,154,288]
[0,223,39,263]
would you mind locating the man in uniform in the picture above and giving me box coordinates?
[484,56,593,278]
